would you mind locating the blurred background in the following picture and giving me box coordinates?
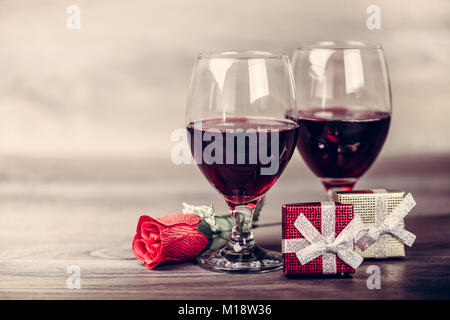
[0,0,448,240]
[0,0,448,158]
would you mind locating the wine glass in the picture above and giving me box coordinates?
[186,51,298,273]
[290,41,392,196]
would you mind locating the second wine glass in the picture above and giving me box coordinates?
[290,41,392,195]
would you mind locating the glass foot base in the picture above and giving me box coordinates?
[321,178,357,199]
[321,177,357,191]
[197,243,283,274]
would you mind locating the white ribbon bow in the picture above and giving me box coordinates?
[355,193,416,251]
[294,213,364,270]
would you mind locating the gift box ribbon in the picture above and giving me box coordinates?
[355,192,417,251]
[282,202,364,274]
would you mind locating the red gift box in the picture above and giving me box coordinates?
[282,201,361,275]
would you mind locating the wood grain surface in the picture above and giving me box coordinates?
[0,155,449,299]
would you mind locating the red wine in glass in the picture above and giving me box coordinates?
[187,117,298,208]
[288,107,390,191]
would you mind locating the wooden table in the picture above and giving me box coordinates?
[0,155,449,299]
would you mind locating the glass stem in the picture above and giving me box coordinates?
[230,204,255,250]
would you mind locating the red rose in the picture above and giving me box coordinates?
[132,213,209,269]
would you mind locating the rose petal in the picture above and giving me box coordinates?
[144,260,159,270]
[136,215,152,233]
[132,239,147,262]
[141,222,160,240]
[143,243,161,265]
[148,231,160,242]
[146,242,161,261]
[142,225,160,242]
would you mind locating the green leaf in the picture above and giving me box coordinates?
[208,215,232,250]
[215,215,232,230]
[196,219,213,241]
[209,232,231,250]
